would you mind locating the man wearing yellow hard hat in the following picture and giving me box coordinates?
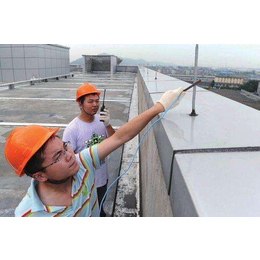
[4,87,185,217]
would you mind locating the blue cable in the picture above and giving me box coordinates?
[99,93,182,216]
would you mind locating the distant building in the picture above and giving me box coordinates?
[0,44,70,83]
[214,76,244,88]
[70,64,82,72]
[82,55,122,74]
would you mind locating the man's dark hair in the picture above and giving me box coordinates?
[79,93,99,105]
[24,135,58,177]
[79,95,86,105]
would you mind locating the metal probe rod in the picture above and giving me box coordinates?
[183,80,201,92]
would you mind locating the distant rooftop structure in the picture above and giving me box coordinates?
[82,54,122,74]
[0,44,70,83]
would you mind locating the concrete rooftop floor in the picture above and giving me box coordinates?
[0,72,136,217]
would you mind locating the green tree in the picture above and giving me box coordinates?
[210,80,215,87]
[241,80,258,93]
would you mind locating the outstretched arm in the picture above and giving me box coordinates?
[97,102,164,160]
[97,87,185,161]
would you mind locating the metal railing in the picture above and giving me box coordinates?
[0,73,74,89]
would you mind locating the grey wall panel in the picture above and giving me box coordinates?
[0,47,12,58]
[45,48,51,58]
[57,59,62,67]
[39,69,46,78]
[45,58,51,68]
[11,44,24,47]
[52,68,58,75]
[1,58,13,69]
[61,51,67,59]
[25,58,39,69]
[0,72,2,82]
[39,58,45,69]
[38,47,45,58]
[46,68,52,77]
[111,56,117,73]
[12,47,25,57]
[0,44,69,83]
[24,46,38,57]
[23,44,37,47]
[26,69,39,78]
[57,51,62,59]
[51,59,57,68]
[13,69,26,81]
[51,49,57,58]
[13,58,25,69]
[62,59,66,68]
[2,69,14,82]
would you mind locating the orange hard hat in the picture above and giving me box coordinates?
[4,125,60,177]
[76,83,101,102]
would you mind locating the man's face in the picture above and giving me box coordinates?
[39,137,79,182]
[80,94,100,116]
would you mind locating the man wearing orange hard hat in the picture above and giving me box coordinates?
[63,83,115,217]
[4,87,185,217]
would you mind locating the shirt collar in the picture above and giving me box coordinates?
[29,179,67,213]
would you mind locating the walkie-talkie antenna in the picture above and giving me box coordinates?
[100,89,107,122]
[101,89,106,112]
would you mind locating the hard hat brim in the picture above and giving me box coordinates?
[16,127,60,177]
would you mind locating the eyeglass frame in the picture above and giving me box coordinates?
[37,141,72,172]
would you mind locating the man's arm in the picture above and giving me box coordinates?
[97,102,164,160]
[97,87,185,161]
[106,124,115,137]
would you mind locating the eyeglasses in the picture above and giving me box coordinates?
[37,141,72,172]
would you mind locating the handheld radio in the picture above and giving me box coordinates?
[100,89,106,122]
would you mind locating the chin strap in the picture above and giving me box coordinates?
[46,177,70,185]
[82,106,94,117]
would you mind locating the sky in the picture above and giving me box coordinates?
[65,44,260,69]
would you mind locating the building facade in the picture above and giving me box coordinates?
[82,55,122,74]
[214,76,244,88]
[0,44,70,83]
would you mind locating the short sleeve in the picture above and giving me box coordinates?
[78,145,102,171]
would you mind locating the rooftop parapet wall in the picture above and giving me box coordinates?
[138,67,260,217]
[116,66,138,73]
